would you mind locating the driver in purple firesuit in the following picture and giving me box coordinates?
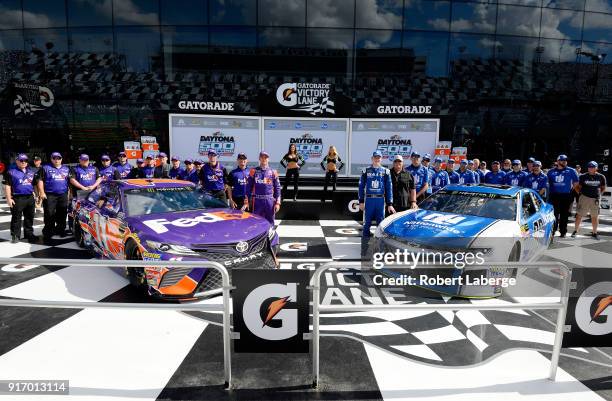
[242,151,281,225]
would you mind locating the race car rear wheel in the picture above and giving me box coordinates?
[125,240,147,292]
[508,242,521,262]
[73,220,85,248]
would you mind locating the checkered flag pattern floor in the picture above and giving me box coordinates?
[0,203,611,400]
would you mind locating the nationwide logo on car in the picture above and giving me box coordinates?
[276,83,335,115]
[289,133,323,160]
[376,134,412,159]
[199,131,235,157]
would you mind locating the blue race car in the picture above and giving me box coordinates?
[374,184,555,297]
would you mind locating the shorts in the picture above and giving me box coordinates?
[576,196,599,217]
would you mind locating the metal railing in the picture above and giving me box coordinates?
[310,261,571,389]
[0,257,233,389]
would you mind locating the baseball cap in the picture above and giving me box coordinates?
[136,158,144,164]
[372,150,382,158]
[79,154,89,161]
[101,155,111,161]
[468,160,474,165]
[512,159,521,165]
[16,153,28,161]
[171,156,180,161]
[237,153,247,160]
[393,155,403,162]
[51,152,62,159]
[557,154,568,161]
[422,153,431,161]
[208,149,218,156]
[118,151,127,157]
[158,152,167,158]
[492,160,500,165]
[587,161,598,168]
[411,151,421,158]
[33,155,41,161]
[193,159,203,165]
[184,158,193,164]
[259,151,270,158]
[145,155,153,160]
[533,160,542,167]
[527,157,536,163]
[434,157,443,163]
[460,159,468,165]
[447,158,455,164]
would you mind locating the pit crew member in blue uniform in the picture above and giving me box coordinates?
[359,151,394,238]
[468,160,480,183]
[504,160,527,187]
[523,160,548,198]
[547,154,579,237]
[228,153,250,209]
[457,160,476,184]
[446,159,459,184]
[405,151,429,201]
[36,152,71,242]
[431,157,450,193]
[112,151,132,179]
[421,154,434,194]
[484,161,507,184]
[501,159,512,174]
[3,153,37,243]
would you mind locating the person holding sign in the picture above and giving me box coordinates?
[359,151,394,238]
[280,143,305,201]
[320,145,344,202]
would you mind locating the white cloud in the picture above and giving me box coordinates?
[0,6,53,29]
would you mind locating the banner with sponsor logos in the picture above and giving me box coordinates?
[12,82,54,116]
[349,119,439,176]
[169,114,260,171]
[263,118,349,176]
[563,267,612,347]
[232,269,310,353]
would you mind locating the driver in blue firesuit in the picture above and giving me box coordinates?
[359,151,395,238]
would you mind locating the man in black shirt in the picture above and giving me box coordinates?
[390,155,417,213]
[572,161,607,239]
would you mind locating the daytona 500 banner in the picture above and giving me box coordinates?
[349,119,439,175]
[169,115,260,171]
[263,118,349,176]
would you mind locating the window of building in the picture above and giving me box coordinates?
[258,0,305,26]
[67,0,112,27]
[113,0,160,26]
[23,0,67,29]
[307,0,355,28]
[402,30,450,77]
[210,0,256,25]
[161,0,208,25]
[114,26,162,73]
[451,1,497,34]
[540,8,582,39]
[162,26,209,76]
[355,0,403,30]
[404,0,450,31]
[497,4,542,36]
[0,0,24,29]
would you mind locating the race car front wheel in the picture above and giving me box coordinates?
[73,220,85,248]
[125,240,147,292]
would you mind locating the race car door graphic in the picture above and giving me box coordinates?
[91,184,126,259]
[519,190,545,260]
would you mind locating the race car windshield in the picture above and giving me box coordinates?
[124,187,227,216]
[419,191,516,220]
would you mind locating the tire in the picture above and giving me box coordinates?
[125,240,147,292]
[73,219,85,248]
[508,242,521,262]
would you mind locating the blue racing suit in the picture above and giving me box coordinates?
[359,166,393,237]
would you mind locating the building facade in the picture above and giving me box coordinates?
[0,0,610,172]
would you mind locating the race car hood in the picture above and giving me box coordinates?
[382,209,499,249]
[126,208,270,246]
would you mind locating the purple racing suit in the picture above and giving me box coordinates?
[246,166,281,225]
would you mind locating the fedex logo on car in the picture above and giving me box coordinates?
[143,213,225,234]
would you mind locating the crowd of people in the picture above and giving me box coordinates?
[2,147,607,245]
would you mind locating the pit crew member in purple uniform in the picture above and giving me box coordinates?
[243,151,281,225]
[178,159,199,185]
[36,152,70,241]
[228,153,249,209]
[201,149,229,203]
[99,155,120,181]
[168,156,184,179]
[113,151,132,179]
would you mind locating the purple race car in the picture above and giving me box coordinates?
[73,178,279,299]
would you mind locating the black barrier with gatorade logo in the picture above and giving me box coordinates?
[563,267,612,347]
[232,269,310,353]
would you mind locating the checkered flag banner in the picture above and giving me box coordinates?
[13,95,40,116]
[294,97,335,115]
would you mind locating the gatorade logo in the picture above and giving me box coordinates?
[242,283,299,341]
